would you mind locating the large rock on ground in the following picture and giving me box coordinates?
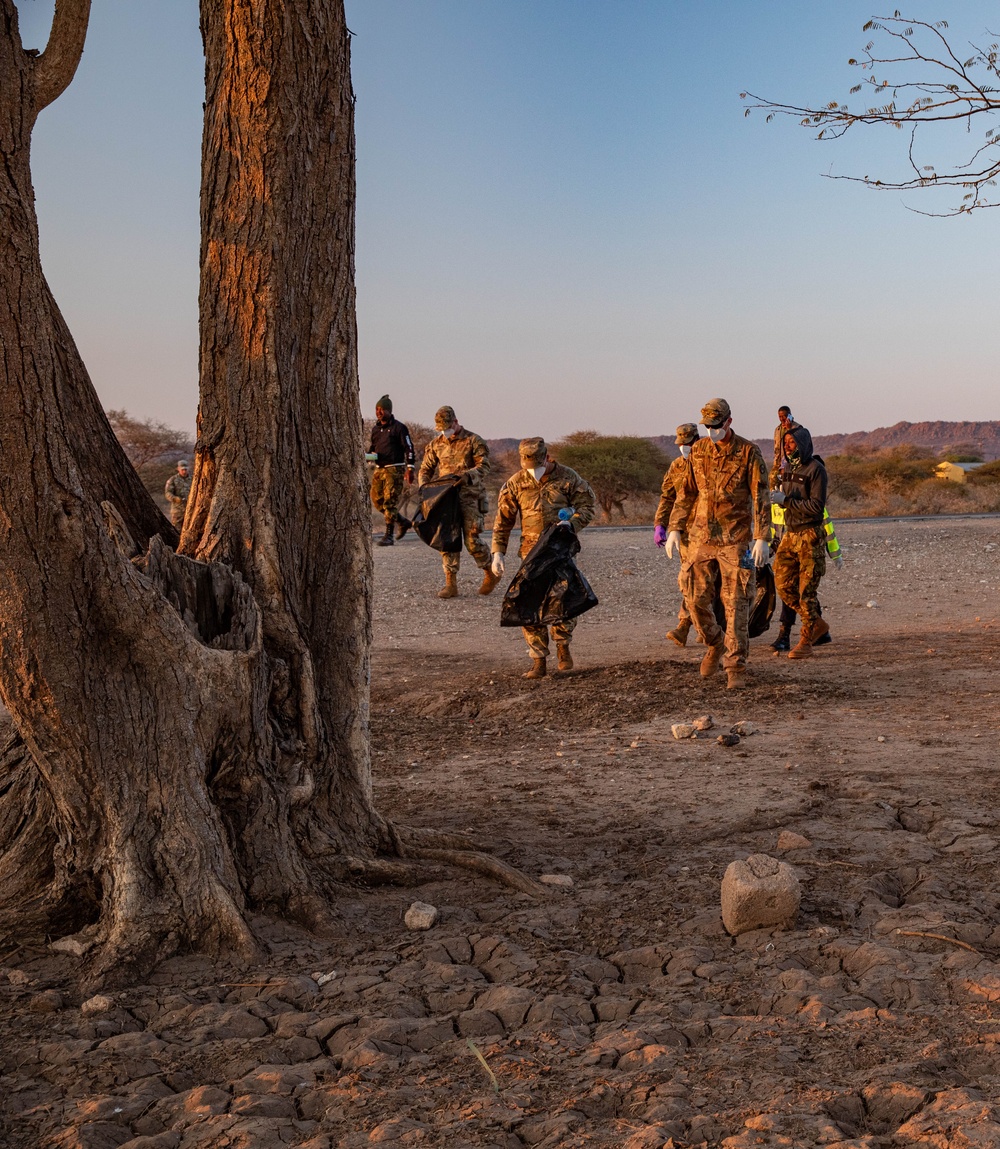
[721,854,800,935]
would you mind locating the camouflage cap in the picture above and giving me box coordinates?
[518,436,547,464]
[434,405,457,429]
[375,394,392,412]
[674,423,699,446]
[177,459,189,468]
[700,397,731,428]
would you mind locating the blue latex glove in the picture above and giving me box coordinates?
[558,507,574,521]
[654,525,667,548]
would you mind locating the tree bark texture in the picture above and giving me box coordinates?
[0,0,382,985]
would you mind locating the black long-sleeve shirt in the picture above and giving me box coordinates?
[369,416,415,468]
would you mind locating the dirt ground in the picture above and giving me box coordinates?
[4,517,1000,1148]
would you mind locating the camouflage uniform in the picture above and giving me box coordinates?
[419,424,492,573]
[493,452,596,658]
[655,451,695,630]
[773,528,826,633]
[370,467,405,526]
[164,470,192,529]
[668,421,770,671]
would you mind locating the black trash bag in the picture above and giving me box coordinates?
[500,522,599,628]
[412,475,464,553]
[748,563,776,638]
[712,562,776,638]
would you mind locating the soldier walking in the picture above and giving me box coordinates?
[164,459,192,531]
[770,425,831,659]
[368,396,415,547]
[666,398,771,690]
[418,406,497,598]
[654,423,700,647]
[491,437,596,678]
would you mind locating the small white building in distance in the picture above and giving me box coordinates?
[934,461,985,484]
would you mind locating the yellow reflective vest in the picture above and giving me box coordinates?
[771,503,841,559]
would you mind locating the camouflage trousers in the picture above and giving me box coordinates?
[773,528,826,634]
[682,543,756,670]
[442,488,491,573]
[370,467,405,525]
[169,503,186,530]
[674,539,692,627]
[523,617,577,659]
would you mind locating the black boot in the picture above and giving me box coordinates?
[377,525,394,547]
[395,515,412,540]
[770,625,790,653]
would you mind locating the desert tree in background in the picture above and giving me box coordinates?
[742,13,1000,214]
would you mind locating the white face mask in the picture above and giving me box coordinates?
[440,426,457,439]
[530,464,546,481]
[707,426,727,443]
[679,445,691,459]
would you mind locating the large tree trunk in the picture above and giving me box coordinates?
[0,0,383,986]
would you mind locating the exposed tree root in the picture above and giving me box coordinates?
[389,823,478,853]
[404,847,547,898]
[345,856,426,886]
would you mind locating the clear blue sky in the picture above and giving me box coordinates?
[16,1,1000,442]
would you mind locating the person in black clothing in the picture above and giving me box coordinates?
[770,425,830,659]
[368,395,415,546]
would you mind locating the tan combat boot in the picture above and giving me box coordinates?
[556,643,573,672]
[523,658,546,679]
[810,617,830,644]
[666,620,691,647]
[437,572,458,599]
[700,640,724,678]
[726,667,748,690]
[478,567,501,596]
[788,632,812,659]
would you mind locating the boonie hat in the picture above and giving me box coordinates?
[519,436,546,464]
[435,405,457,429]
[674,423,699,446]
[376,394,392,412]
[700,397,731,427]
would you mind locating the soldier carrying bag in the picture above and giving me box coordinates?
[500,522,599,628]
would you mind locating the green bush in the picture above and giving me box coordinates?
[552,432,670,521]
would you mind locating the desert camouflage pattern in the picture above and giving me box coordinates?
[654,455,691,531]
[668,433,770,547]
[523,617,576,658]
[442,486,492,573]
[370,467,405,525]
[418,427,491,492]
[492,463,596,558]
[684,543,755,670]
[773,527,827,634]
[164,472,192,529]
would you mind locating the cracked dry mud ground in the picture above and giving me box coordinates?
[3,518,1000,1149]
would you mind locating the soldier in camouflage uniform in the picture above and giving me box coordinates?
[418,406,497,598]
[666,398,771,690]
[770,424,830,659]
[491,437,596,678]
[164,459,192,530]
[654,423,700,646]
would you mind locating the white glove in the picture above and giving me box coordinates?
[769,489,785,506]
[665,531,683,559]
[751,539,770,568]
[491,553,505,577]
[833,554,843,571]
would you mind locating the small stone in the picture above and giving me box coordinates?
[776,831,811,852]
[716,734,740,747]
[730,720,757,736]
[81,994,114,1015]
[671,723,695,740]
[6,969,30,987]
[314,971,337,987]
[28,990,64,1013]
[867,600,878,608]
[692,715,714,731]
[404,901,439,931]
[877,735,886,742]
[50,935,94,957]
[721,853,801,935]
[539,873,573,887]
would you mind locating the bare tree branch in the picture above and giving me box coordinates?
[32,0,92,116]
[742,14,1000,214]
